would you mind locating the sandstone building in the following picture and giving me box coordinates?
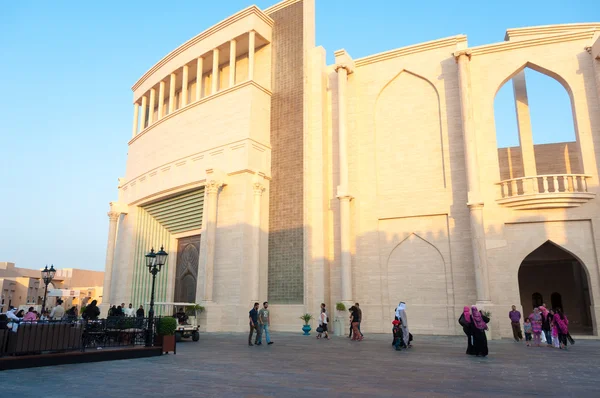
[102,0,600,337]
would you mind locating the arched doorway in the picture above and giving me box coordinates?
[518,241,593,334]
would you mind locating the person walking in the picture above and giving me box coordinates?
[553,308,569,350]
[458,306,474,355]
[540,306,553,346]
[248,302,260,346]
[470,306,489,357]
[529,307,543,347]
[349,306,362,341]
[395,302,410,348]
[355,303,364,338]
[317,307,329,339]
[509,305,523,342]
[258,302,273,345]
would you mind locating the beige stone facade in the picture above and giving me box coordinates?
[104,0,600,337]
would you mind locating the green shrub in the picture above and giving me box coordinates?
[299,313,313,324]
[156,317,177,336]
[185,304,205,315]
[335,302,346,311]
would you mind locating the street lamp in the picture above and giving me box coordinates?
[41,264,56,313]
[145,246,168,347]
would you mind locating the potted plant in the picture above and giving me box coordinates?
[334,302,346,336]
[300,313,313,335]
[156,316,177,354]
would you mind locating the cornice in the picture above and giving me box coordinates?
[131,6,274,92]
[354,35,467,67]
[264,0,301,15]
[505,23,600,41]
[128,80,271,146]
[467,30,597,57]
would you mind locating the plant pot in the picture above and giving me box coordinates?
[302,324,311,335]
[157,334,176,354]
[334,318,343,337]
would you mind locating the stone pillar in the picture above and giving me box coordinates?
[131,102,139,138]
[512,71,537,177]
[148,88,156,125]
[182,65,189,107]
[248,31,255,81]
[158,80,165,119]
[196,57,203,101]
[139,95,147,131]
[102,211,120,308]
[335,63,353,303]
[212,48,220,94]
[169,72,176,113]
[203,180,223,302]
[455,50,491,304]
[229,39,236,87]
[251,182,265,301]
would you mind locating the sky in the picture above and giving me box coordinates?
[0,0,594,271]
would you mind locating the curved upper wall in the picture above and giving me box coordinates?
[132,6,273,101]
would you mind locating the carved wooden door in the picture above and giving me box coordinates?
[174,235,200,303]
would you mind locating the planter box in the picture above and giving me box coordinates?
[155,335,176,354]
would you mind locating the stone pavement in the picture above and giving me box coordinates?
[2,332,599,397]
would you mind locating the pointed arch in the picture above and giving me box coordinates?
[386,232,445,266]
[375,69,446,201]
[494,61,575,100]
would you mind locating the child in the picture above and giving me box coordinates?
[392,319,405,351]
[551,320,560,348]
[523,317,533,347]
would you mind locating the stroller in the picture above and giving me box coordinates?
[392,319,406,351]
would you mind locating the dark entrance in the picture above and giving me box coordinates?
[518,241,593,335]
[174,235,200,303]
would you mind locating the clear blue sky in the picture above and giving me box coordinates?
[0,0,593,271]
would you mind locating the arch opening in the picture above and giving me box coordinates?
[518,241,593,335]
[494,65,582,187]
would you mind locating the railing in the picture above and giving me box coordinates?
[497,174,591,198]
[0,317,159,358]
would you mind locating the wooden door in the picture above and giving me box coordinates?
[174,235,201,303]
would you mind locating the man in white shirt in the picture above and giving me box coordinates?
[124,303,135,317]
[50,299,65,320]
[5,306,21,332]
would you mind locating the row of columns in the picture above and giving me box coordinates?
[131,30,257,138]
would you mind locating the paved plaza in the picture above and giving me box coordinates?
[3,332,600,397]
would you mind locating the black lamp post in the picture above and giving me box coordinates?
[41,265,56,313]
[145,246,168,347]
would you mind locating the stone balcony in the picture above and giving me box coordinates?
[496,174,595,210]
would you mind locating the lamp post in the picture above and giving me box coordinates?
[145,246,168,347]
[41,265,56,313]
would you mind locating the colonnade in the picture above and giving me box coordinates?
[131,30,257,138]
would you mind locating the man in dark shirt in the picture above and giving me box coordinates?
[248,302,261,346]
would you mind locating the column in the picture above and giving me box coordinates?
[168,72,176,113]
[248,31,255,81]
[158,80,165,119]
[335,64,353,303]
[131,102,139,137]
[512,71,537,177]
[101,212,120,309]
[251,182,265,301]
[182,65,189,107]
[229,39,237,87]
[139,95,147,131]
[212,48,220,94]
[455,50,491,304]
[196,57,203,101]
[148,88,156,125]
[203,180,222,302]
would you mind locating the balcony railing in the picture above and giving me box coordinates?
[496,174,595,210]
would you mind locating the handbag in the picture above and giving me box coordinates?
[316,326,323,333]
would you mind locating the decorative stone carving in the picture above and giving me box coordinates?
[453,49,472,61]
[253,182,265,195]
[107,211,120,221]
[206,180,223,194]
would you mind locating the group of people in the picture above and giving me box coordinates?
[509,304,573,349]
[459,305,490,357]
[248,301,273,346]
[107,302,145,318]
[0,299,102,332]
